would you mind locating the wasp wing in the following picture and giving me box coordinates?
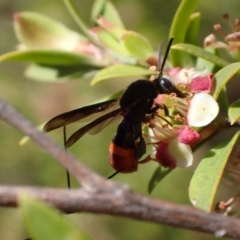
[43,98,119,132]
[66,108,122,147]
[88,114,122,135]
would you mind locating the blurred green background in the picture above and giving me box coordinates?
[0,0,240,239]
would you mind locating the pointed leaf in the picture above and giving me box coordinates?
[185,12,201,46]
[212,62,240,99]
[93,27,129,55]
[217,88,229,115]
[14,12,84,50]
[91,0,107,23]
[0,50,106,66]
[189,131,240,211]
[91,1,124,28]
[171,43,229,68]
[19,193,93,240]
[121,31,154,60]
[181,12,201,66]
[25,64,96,82]
[91,64,157,85]
[102,2,124,28]
[229,99,240,125]
[96,17,126,40]
[148,166,172,194]
[169,0,198,66]
[64,0,100,47]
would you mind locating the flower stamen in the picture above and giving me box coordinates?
[214,24,226,38]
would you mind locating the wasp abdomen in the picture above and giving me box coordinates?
[108,143,138,173]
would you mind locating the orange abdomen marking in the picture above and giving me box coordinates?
[108,143,138,173]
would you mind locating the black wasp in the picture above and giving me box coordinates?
[43,37,186,178]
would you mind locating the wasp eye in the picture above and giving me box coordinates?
[159,76,176,94]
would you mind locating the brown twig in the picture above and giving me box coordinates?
[0,185,240,239]
[1,96,240,239]
[0,96,121,193]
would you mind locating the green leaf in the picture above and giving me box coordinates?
[171,44,229,68]
[96,17,126,41]
[102,1,124,28]
[196,47,218,73]
[169,0,198,66]
[91,1,124,28]
[91,0,107,23]
[148,166,172,194]
[0,50,106,66]
[212,62,240,99]
[14,12,84,50]
[121,31,154,60]
[93,23,137,62]
[20,193,93,240]
[25,64,96,82]
[229,99,240,125]
[64,0,100,47]
[217,88,229,115]
[185,12,201,46]
[91,64,157,85]
[189,131,240,211]
[181,12,201,66]
[93,28,129,56]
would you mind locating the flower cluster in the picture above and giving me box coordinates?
[13,10,221,170]
[148,68,219,168]
[204,14,240,60]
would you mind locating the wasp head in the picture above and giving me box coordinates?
[154,75,186,98]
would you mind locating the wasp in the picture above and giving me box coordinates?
[43,37,186,179]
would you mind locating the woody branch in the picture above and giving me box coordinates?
[0,97,240,239]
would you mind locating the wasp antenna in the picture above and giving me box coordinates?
[158,37,174,76]
[157,41,164,73]
[63,126,71,189]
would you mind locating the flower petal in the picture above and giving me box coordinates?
[168,138,193,168]
[187,93,219,127]
[178,126,200,144]
[155,138,193,168]
[190,74,213,93]
[168,67,181,77]
[204,34,228,48]
[226,32,240,47]
[155,142,176,168]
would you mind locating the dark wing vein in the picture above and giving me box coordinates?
[66,108,122,148]
[43,98,119,132]
[88,114,122,135]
